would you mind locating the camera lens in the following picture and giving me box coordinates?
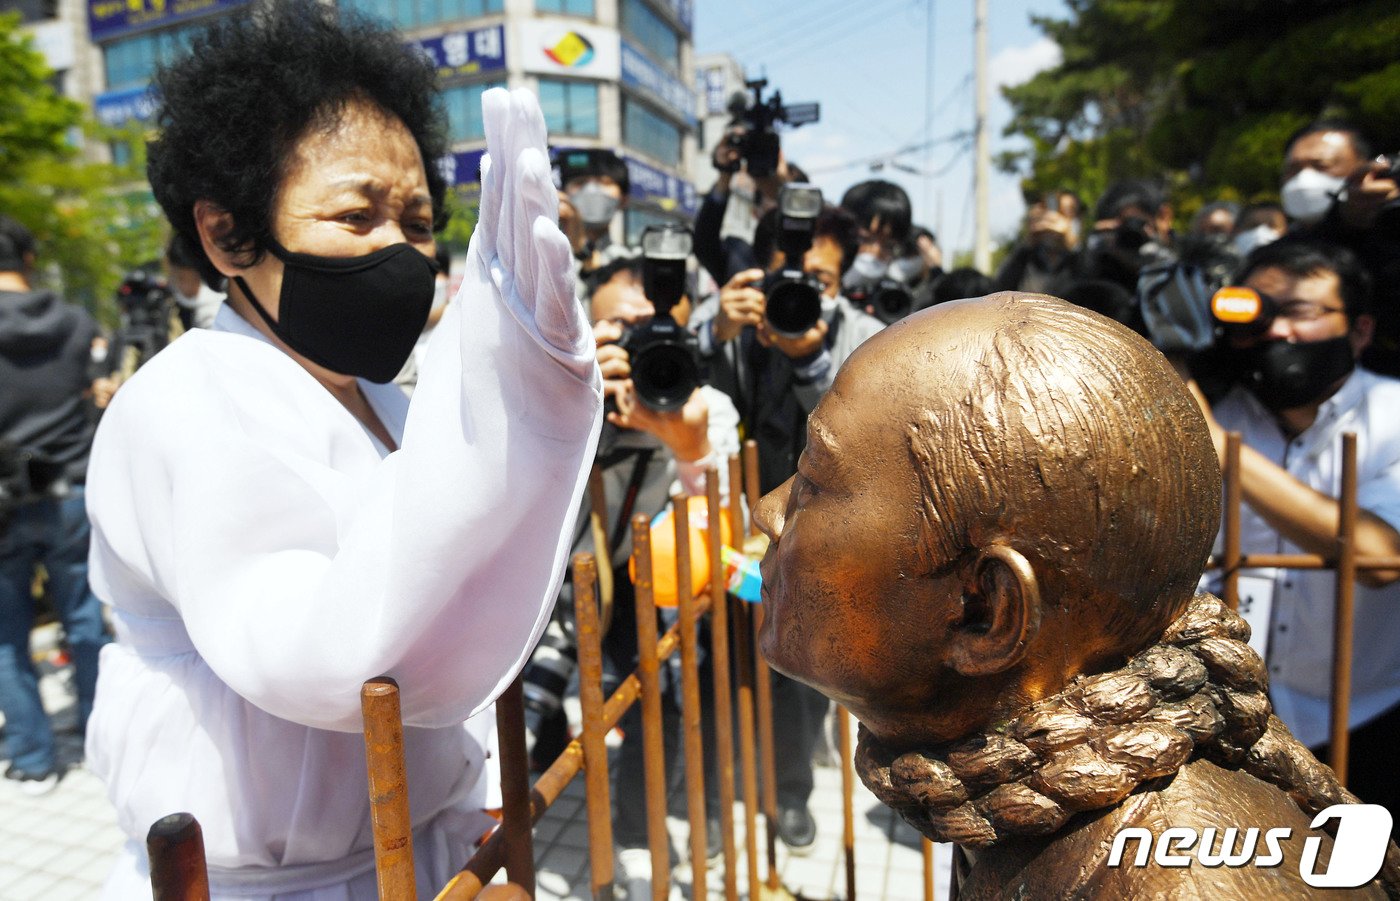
[632,341,700,412]
[870,282,914,325]
[1115,217,1151,251]
[766,277,822,337]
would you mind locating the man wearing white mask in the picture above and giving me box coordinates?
[1230,202,1287,259]
[554,148,635,303]
[1281,121,1400,375]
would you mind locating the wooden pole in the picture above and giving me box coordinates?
[362,677,417,900]
[147,812,211,901]
[495,677,536,897]
[1223,432,1243,611]
[1329,433,1359,784]
[631,515,672,901]
[573,553,616,901]
[728,454,764,901]
[707,470,740,900]
[838,707,857,901]
[922,839,936,901]
[674,496,710,896]
[741,442,781,889]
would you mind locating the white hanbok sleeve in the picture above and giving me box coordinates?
[88,88,602,733]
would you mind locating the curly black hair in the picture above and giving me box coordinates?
[148,0,449,288]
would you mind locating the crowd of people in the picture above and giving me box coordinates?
[1,1,1398,897]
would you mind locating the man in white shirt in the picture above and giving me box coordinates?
[1191,238,1400,832]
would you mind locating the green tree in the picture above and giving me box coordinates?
[0,13,165,325]
[1001,0,1400,222]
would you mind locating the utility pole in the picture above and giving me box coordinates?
[973,0,991,273]
[924,0,936,232]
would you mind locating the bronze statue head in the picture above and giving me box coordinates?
[754,293,1220,751]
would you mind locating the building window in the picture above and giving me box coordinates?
[339,0,504,31]
[620,0,678,71]
[623,98,680,167]
[537,80,598,137]
[103,23,203,92]
[442,81,504,142]
[534,0,594,16]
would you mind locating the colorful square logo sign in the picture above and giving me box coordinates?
[516,19,620,80]
[544,32,595,68]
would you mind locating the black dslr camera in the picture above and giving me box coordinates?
[620,225,702,412]
[848,279,915,326]
[763,184,827,338]
[723,79,820,180]
[115,267,173,373]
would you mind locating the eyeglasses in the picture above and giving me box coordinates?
[1274,300,1346,322]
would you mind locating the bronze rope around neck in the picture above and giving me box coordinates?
[855,593,1400,896]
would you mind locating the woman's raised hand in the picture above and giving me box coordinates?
[476,88,584,354]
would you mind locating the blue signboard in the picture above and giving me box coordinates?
[88,0,249,42]
[438,149,488,189]
[95,85,158,129]
[621,39,697,127]
[407,24,506,82]
[623,154,696,216]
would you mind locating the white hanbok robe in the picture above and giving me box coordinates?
[84,252,602,899]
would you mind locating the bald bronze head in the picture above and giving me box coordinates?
[754,293,1220,750]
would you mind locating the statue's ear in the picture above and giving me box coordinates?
[946,543,1042,677]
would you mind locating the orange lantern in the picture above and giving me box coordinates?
[630,502,733,607]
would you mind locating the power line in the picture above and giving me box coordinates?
[923,0,937,223]
[746,0,914,71]
[722,0,882,59]
[804,131,970,175]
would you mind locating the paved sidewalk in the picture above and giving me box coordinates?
[1,639,949,900]
[529,757,951,901]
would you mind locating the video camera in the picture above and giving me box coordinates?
[115,267,173,375]
[620,225,703,412]
[1210,285,1279,340]
[722,79,820,180]
[762,184,827,338]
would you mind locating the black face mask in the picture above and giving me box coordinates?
[235,237,439,383]
[1236,335,1355,413]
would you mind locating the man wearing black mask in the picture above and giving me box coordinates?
[1189,239,1400,831]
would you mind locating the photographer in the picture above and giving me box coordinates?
[0,214,110,795]
[691,196,882,850]
[994,188,1083,295]
[1073,179,1176,294]
[555,147,635,297]
[1189,239,1400,833]
[1280,121,1400,376]
[109,262,177,380]
[693,131,805,288]
[839,181,928,325]
[520,248,739,887]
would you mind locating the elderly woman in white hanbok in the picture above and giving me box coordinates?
[83,6,600,898]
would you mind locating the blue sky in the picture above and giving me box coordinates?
[693,0,1069,257]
